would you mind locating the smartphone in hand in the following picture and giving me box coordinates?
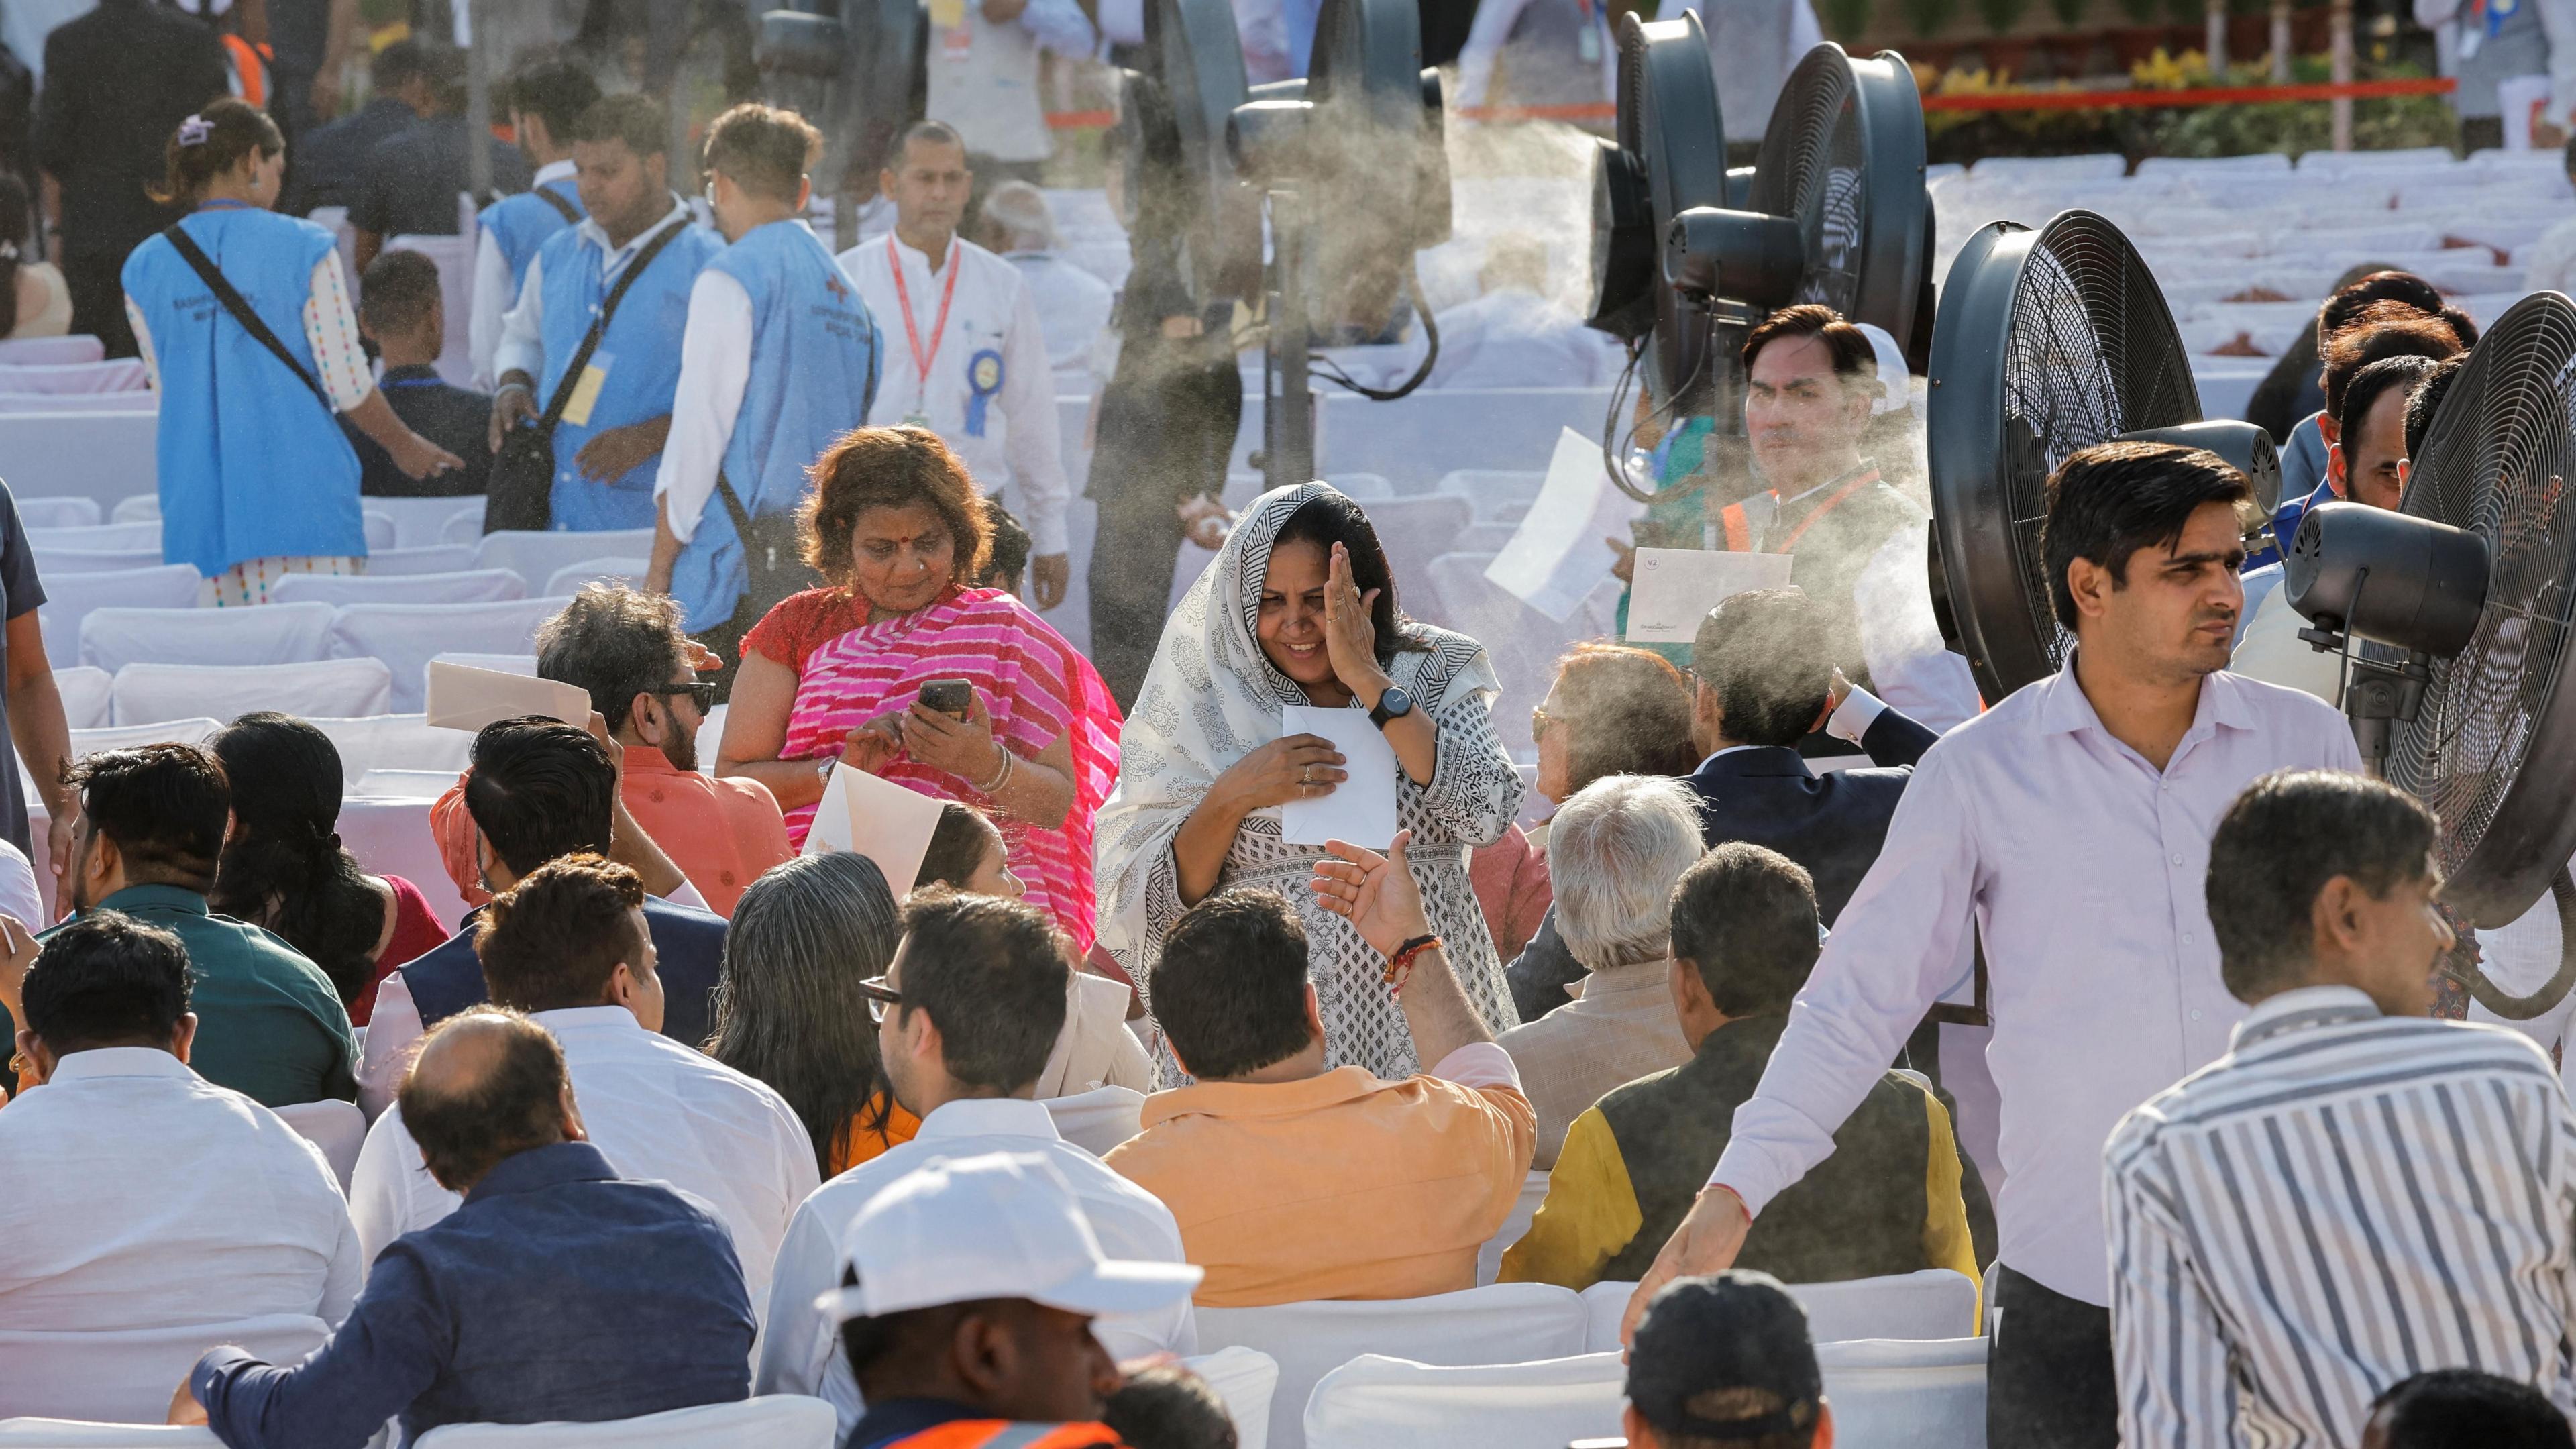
[919,678,973,721]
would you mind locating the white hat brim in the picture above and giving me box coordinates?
[816,1258,1204,1324]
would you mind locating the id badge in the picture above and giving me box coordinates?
[561,352,613,428]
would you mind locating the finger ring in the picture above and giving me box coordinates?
[1300,769,1313,785]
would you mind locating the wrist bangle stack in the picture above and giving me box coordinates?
[975,743,1014,796]
[1385,932,1440,993]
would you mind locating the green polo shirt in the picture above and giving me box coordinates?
[23,885,356,1108]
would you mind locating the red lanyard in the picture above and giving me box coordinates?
[1773,467,1880,552]
[888,235,963,394]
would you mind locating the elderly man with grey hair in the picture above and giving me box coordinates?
[1496,774,1700,1169]
[980,180,1112,375]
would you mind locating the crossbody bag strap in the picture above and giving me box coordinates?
[714,472,756,535]
[159,223,333,413]
[534,186,581,224]
[535,214,690,431]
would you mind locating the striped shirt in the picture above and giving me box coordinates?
[2104,985,2576,1448]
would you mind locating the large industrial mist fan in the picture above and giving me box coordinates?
[1926,211,2280,704]
[2284,290,2576,1018]
[755,0,927,246]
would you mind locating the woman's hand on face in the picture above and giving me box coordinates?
[903,690,1002,782]
[841,715,904,775]
[1322,541,1391,702]
[1218,733,1348,812]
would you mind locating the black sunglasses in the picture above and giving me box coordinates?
[859,974,904,1023]
[654,681,719,712]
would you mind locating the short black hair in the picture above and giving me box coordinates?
[981,500,1034,592]
[894,119,966,161]
[1668,844,1821,1016]
[914,802,999,891]
[2320,302,2463,423]
[1627,1271,1822,1449]
[2403,352,2469,462]
[2207,769,2440,1002]
[360,248,443,337]
[2334,353,2440,466]
[69,744,230,890]
[463,718,616,878]
[1740,302,1874,388]
[1152,889,1314,1079]
[398,1007,572,1191]
[2317,270,2478,352]
[2371,1368,2573,1449]
[2040,441,2252,631]
[533,585,690,735]
[572,92,668,158]
[509,60,602,140]
[1104,1365,1239,1449]
[474,854,650,1012]
[1690,588,1831,749]
[896,887,1067,1092]
[18,911,191,1053]
[370,38,427,90]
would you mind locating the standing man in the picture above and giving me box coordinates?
[263,0,360,158]
[925,0,1095,207]
[469,60,601,390]
[839,121,1071,610]
[287,38,431,217]
[32,0,226,356]
[350,46,530,276]
[649,103,881,678]
[490,93,721,534]
[1621,441,2364,1449]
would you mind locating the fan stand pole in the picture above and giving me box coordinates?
[1259,188,1316,490]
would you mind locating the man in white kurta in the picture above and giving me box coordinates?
[837,121,1071,609]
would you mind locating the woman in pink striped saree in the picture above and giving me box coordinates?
[715,427,1120,949]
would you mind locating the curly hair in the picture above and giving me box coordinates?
[798,426,995,591]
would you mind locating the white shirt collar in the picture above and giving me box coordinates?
[42,1045,197,1085]
[574,196,692,267]
[531,1004,645,1036]
[2231,985,2380,1051]
[533,158,577,186]
[916,1095,1061,1142]
[888,230,975,279]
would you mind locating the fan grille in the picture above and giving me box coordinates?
[1751,52,1866,321]
[2391,294,2576,894]
[1996,214,2200,678]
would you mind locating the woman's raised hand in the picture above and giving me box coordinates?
[1322,542,1392,702]
[1218,732,1348,812]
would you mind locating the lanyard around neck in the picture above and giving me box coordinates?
[1772,466,1880,553]
[888,234,963,395]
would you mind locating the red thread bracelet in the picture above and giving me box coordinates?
[1385,933,1441,991]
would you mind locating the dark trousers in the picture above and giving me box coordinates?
[64,250,137,357]
[1085,342,1242,710]
[1988,1264,2117,1449]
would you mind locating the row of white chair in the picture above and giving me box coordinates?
[68,600,570,712]
[0,1396,840,1448]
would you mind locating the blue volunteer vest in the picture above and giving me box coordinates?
[121,205,366,576]
[671,219,883,631]
[479,176,586,292]
[531,209,722,531]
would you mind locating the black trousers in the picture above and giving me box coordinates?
[1988,1263,2117,1449]
[63,251,137,358]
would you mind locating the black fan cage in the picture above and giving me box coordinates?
[1750,51,1868,321]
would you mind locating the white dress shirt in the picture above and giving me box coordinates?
[470,158,578,390]
[755,1095,1198,1440]
[653,262,759,546]
[492,197,696,390]
[838,233,1072,555]
[2231,578,2345,706]
[1710,663,2362,1305]
[926,0,1097,163]
[1849,521,1984,734]
[1007,251,1114,375]
[0,1048,363,1333]
[2108,987,2576,1447]
[348,1005,818,1320]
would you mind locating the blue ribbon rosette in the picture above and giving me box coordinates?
[965,347,1004,437]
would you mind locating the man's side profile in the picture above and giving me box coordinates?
[2106,770,2576,1448]
[1623,1271,1834,1449]
[181,1008,755,1446]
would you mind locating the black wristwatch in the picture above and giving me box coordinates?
[1368,684,1414,729]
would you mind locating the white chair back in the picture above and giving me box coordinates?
[1043,1085,1146,1155]
[543,557,649,597]
[68,720,221,757]
[0,412,157,500]
[410,1394,838,1447]
[52,667,109,729]
[441,509,486,545]
[27,521,161,553]
[0,1316,329,1422]
[1303,1352,1624,1449]
[0,392,157,413]
[273,1098,365,1192]
[109,494,158,523]
[365,545,482,576]
[37,565,201,668]
[15,496,100,529]
[354,768,468,798]
[0,335,105,366]
[327,598,572,712]
[1476,1169,1550,1286]
[306,714,473,785]
[82,603,333,673]
[34,549,167,576]
[270,570,528,606]
[362,511,396,552]
[1195,1283,1589,1449]
[112,659,394,728]
[1579,1269,1981,1354]
[473,530,657,592]
[1181,1347,1280,1449]
[0,1421,221,1447]
[362,496,489,551]
[1816,1337,1988,1449]
[0,359,150,394]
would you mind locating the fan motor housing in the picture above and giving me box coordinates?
[2285,500,2491,657]
[2117,421,2284,521]
[1663,207,1805,309]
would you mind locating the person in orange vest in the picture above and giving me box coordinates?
[818,1150,1203,1449]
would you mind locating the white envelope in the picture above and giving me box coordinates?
[424,661,593,732]
[1485,426,1647,623]
[1623,548,1794,643]
[1278,704,1400,849]
[803,761,948,896]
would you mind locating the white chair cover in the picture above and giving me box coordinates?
[1181,1347,1280,1449]
[1195,1283,1589,1449]
[1042,1085,1146,1155]
[0,1316,330,1422]
[1815,1336,1988,1449]
[542,558,649,598]
[473,530,656,591]
[363,545,484,577]
[411,1395,837,1448]
[68,719,221,755]
[363,497,488,550]
[354,769,467,798]
[15,496,100,529]
[1356,496,1473,606]
[0,359,149,394]
[33,549,170,576]
[362,511,396,552]
[1434,470,1545,519]
[270,570,527,607]
[306,714,473,785]
[0,1421,221,1447]
[440,510,485,545]
[38,566,200,668]
[111,660,394,727]
[1578,1269,1981,1354]
[327,598,572,712]
[0,335,105,366]
[1303,1352,1624,1449]
[1475,1169,1550,1286]
[0,411,156,501]
[109,495,158,523]
[81,603,333,673]
[28,521,160,553]
[52,667,109,729]
[0,392,155,413]
[273,1098,365,1192]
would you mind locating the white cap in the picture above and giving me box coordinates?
[1853,321,1912,415]
[816,1151,1203,1324]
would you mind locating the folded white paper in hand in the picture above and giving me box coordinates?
[804,761,949,896]
[1623,549,1794,643]
[1278,704,1399,849]
[425,661,593,732]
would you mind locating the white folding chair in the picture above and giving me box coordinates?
[0,1316,330,1422]
[1303,1352,1623,1449]
[0,1423,221,1447]
[362,511,396,551]
[1476,1169,1550,1286]
[363,496,487,550]
[1181,1348,1281,1449]
[0,412,158,501]
[38,565,200,668]
[81,603,334,673]
[270,570,527,606]
[1043,1085,1146,1155]
[111,660,394,727]
[14,497,99,529]
[364,545,482,577]
[410,1395,837,1448]
[1358,496,1473,605]
[543,557,649,597]
[1434,469,1546,520]
[36,550,168,578]
[1195,1283,1589,1449]
[273,1098,366,1192]
[1578,1269,1981,1354]
[305,714,473,785]
[327,598,572,712]
[0,335,105,366]
[353,769,464,798]
[26,521,161,553]
[0,359,149,395]
[1815,1337,1988,1449]
[472,530,657,592]
[52,667,109,729]
[68,719,221,757]
[108,496,156,524]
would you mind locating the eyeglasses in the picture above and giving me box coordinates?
[655,681,719,712]
[859,975,904,1023]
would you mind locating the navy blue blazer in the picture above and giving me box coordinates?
[1686,703,1939,926]
[398,894,729,1050]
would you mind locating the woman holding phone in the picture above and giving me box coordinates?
[714,426,1120,949]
